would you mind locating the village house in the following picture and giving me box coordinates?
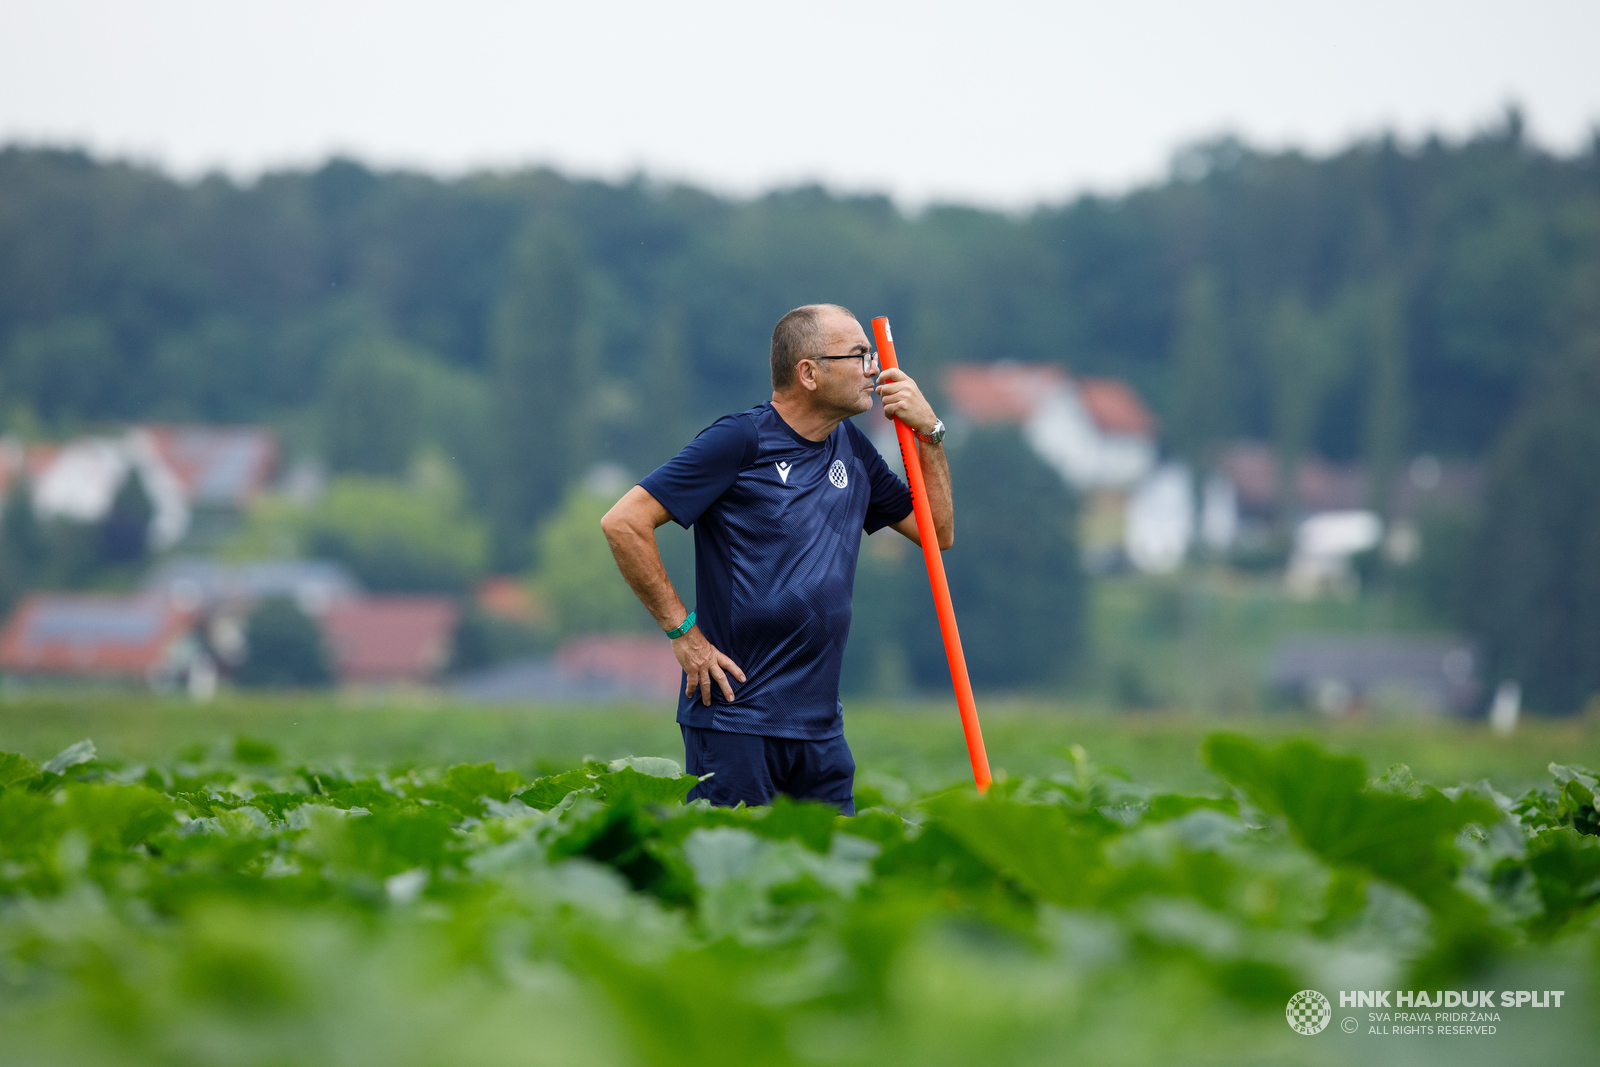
[320,597,460,687]
[1215,444,1483,592]
[0,593,216,697]
[941,363,1157,491]
[0,425,278,549]
[933,362,1159,569]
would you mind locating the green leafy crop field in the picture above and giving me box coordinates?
[1,698,1597,1066]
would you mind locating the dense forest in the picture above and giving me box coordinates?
[2,109,1599,709]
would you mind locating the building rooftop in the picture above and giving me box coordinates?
[1219,443,1482,519]
[943,363,1156,439]
[141,425,277,508]
[144,558,360,614]
[0,594,199,677]
[452,634,683,703]
[1077,378,1158,437]
[943,364,1070,423]
[321,597,458,685]
[1268,635,1479,715]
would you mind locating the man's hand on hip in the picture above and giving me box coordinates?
[875,368,937,436]
[673,626,746,706]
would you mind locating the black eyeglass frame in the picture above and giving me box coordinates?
[811,351,881,375]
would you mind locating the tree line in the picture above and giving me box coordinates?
[1,108,1598,709]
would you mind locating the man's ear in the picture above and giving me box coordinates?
[795,359,820,393]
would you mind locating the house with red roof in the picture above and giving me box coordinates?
[942,363,1157,491]
[0,425,278,550]
[320,597,459,686]
[138,426,277,508]
[0,593,214,695]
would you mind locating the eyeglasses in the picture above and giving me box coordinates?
[813,351,881,375]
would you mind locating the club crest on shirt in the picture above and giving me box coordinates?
[775,461,791,484]
[828,460,848,489]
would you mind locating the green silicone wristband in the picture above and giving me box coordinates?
[664,611,696,639]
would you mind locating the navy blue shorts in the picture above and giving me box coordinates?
[681,725,856,814]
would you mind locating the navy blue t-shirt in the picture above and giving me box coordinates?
[639,403,914,739]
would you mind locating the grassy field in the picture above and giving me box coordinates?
[3,692,1594,796]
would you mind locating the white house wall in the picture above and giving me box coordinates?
[1023,389,1155,491]
[32,435,190,549]
[125,431,193,549]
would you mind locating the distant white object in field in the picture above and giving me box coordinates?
[1287,509,1382,596]
[1125,463,1193,574]
[1489,680,1521,736]
[1199,472,1238,552]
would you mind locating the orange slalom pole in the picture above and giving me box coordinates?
[871,316,992,793]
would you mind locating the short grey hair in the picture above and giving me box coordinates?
[771,304,855,390]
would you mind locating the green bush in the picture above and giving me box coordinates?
[531,488,658,638]
[236,596,332,688]
[308,464,487,593]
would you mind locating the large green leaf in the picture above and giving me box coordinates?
[1203,733,1500,907]
[42,739,97,776]
[0,751,41,791]
[923,793,1103,906]
[595,767,700,807]
[443,761,525,803]
[517,766,604,810]
[1524,827,1600,937]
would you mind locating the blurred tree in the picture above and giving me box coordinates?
[414,357,495,507]
[1264,295,1345,530]
[489,219,596,569]
[150,317,267,422]
[634,309,695,470]
[218,492,309,562]
[1392,506,1478,626]
[0,125,1596,521]
[446,608,541,675]
[237,596,332,688]
[1467,334,1600,714]
[905,427,1084,690]
[1169,270,1232,471]
[1356,280,1410,523]
[1,480,45,570]
[530,487,654,638]
[314,330,495,495]
[0,477,99,594]
[306,457,488,593]
[320,338,427,476]
[3,318,120,424]
[98,467,154,565]
[0,480,44,611]
[839,530,915,698]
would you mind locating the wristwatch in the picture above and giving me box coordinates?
[912,418,946,445]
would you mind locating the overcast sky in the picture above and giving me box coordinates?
[1,0,1595,208]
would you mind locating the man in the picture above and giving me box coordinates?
[600,304,952,813]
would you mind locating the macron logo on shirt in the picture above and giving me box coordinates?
[775,461,792,484]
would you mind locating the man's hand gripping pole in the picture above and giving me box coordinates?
[871,317,992,793]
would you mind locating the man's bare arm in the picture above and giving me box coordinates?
[600,486,746,706]
[889,438,954,550]
[875,367,953,550]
